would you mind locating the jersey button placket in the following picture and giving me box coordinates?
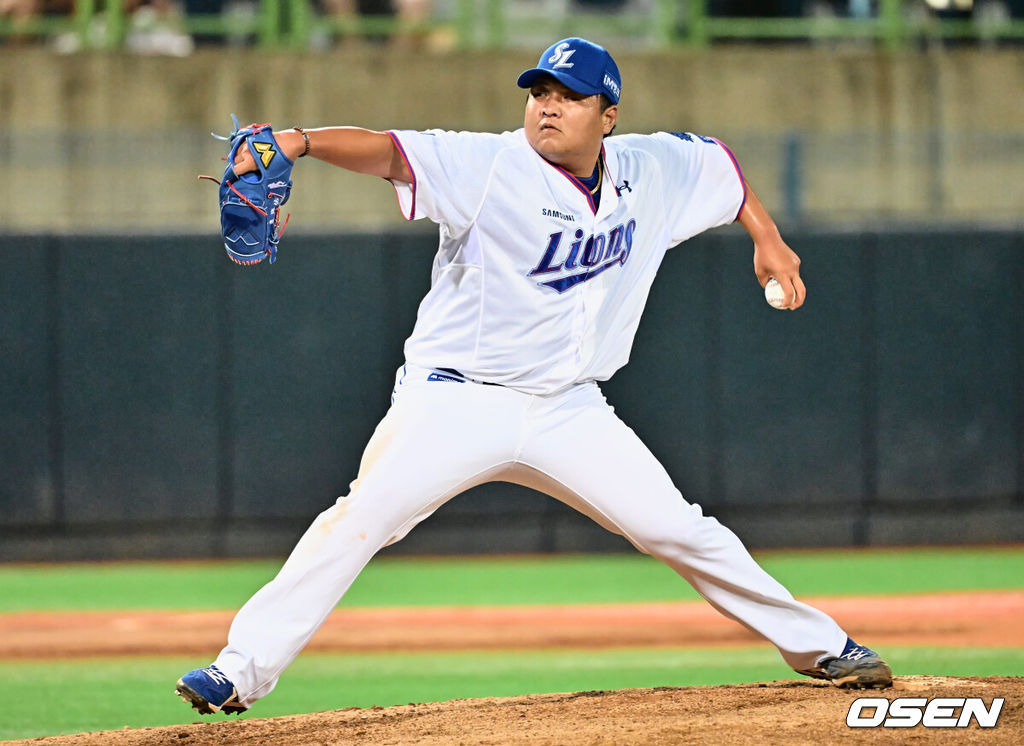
[571,206,600,366]
[570,292,586,366]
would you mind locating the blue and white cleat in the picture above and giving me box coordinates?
[175,665,248,714]
[799,638,893,689]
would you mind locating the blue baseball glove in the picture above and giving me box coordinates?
[202,115,294,266]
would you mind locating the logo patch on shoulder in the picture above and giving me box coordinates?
[670,132,717,145]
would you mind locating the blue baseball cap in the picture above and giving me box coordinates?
[517,37,621,105]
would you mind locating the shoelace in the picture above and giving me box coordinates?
[203,666,232,686]
[840,646,874,661]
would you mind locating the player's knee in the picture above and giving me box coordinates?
[639,530,692,561]
[635,510,719,560]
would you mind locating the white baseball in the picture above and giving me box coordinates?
[764,277,787,309]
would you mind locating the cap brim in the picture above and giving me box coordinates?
[516,68,604,97]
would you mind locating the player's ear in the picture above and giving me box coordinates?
[602,105,618,135]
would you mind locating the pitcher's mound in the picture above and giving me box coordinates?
[15,676,1022,745]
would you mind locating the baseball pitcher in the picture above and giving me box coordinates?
[177,37,892,716]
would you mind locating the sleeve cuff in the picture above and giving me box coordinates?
[386,131,418,221]
[711,137,748,222]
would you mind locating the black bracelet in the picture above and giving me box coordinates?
[294,127,311,158]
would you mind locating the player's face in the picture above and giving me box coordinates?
[524,77,618,177]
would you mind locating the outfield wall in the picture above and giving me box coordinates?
[1,229,1021,561]
[2,47,1024,229]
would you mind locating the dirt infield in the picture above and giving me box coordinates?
[9,677,1023,745]
[2,590,1022,744]
[2,590,1022,658]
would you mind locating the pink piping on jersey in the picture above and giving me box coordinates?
[539,145,608,216]
[710,137,748,222]
[600,143,615,188]
[386,131,417,220]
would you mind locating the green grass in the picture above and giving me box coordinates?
[0,546,1022,612]
[1,646,1021,741]
[1,548,1021,740]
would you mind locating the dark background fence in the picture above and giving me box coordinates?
[2,228,1021,561]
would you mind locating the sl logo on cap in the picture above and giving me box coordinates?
[548,42,575,69]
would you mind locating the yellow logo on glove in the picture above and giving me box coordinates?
[252,141,276,168]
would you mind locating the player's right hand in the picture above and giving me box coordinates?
[231,130,305,176]
[753,237,805,310]
[738,185,806,309]
[230,143,256,176]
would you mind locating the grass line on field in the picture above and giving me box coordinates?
[0,546,1021,612]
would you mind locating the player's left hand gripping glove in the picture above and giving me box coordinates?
[202,115,294,266]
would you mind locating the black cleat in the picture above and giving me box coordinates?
[800,638,893,689]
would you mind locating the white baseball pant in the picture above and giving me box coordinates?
[214,363,848,705]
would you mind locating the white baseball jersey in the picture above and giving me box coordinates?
[387,128,746,394]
